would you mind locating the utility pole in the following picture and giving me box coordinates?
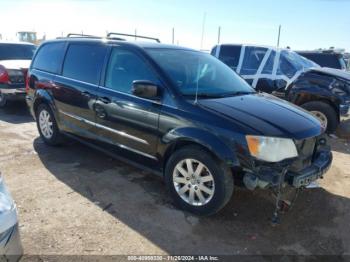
[277,25,281,48]
[217,26,221,44]
[172,27,175,44]
[135,29,137,41]
[200,12,207,50]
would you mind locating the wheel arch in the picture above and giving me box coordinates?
[33,90,58,119]
[293,93,340,121]
[160,128,239,172]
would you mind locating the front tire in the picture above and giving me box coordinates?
[165,146,234,216]
[301,101,338,133]
[36,104,62,146]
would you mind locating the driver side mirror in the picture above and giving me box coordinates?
[132,80,160,99]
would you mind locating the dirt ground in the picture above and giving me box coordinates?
[0,102,350,256]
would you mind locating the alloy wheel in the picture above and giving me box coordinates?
[173,159,215,206]
[39,109,54,139]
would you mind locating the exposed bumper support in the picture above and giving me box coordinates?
[243,150,333,190]
[286,150,332,188]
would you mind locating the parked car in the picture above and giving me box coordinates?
[211,44,350,132]
[0,41,36,108]
[0,173,22,260]
[297,50,347,71]
[26,34,332,217]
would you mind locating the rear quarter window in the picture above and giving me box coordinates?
[32,42,66,74]
[62,43,107,85]
[218,45,241,71]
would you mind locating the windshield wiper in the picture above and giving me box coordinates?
[219,91,256,97]
[183,93,223,98]
[183,91,256,99]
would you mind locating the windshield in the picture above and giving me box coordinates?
[282,50,319,70]
[147,49,254,97]
[0,44,36,60]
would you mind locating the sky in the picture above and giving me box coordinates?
[0,0,349,51]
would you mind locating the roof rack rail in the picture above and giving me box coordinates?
[65,33,101,39]
[107,32,160,43]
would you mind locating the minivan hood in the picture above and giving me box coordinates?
[0,59,31,70]
[199,93,322,140]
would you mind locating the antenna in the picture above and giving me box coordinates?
[200,12,207,50]
[194,63,201,104]
[277,25,281,48]
[217,26,221,44]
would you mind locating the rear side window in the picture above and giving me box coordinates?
[262,50,276,74]
[210,46,217,56]
[218,45,241,71]
[240,47,268,75]
[62,43,107,85]
[277,52,298,78]
[32,42,65,74]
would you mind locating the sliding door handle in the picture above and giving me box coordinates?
[98,96,111,104]
[81,91,92,98]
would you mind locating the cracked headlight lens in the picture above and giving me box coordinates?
[246,135,298,162]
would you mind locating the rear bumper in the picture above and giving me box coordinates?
[286,150,332,188]
[0,85,26,101]
[0,224,23,261]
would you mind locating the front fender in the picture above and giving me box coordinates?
[287,82,341,107]
[159,127,240,167]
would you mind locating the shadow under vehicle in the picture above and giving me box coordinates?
[211,44,350,133]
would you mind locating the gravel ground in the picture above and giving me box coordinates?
[0,102,350,256]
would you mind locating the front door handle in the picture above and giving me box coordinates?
[98,96,111,104]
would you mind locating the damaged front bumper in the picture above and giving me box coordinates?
[243,149,333,190]
[285,150,332,188]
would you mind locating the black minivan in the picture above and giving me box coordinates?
[26,34,332,217]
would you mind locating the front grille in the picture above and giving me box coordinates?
[290,137,317,172]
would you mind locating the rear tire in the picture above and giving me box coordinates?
[165,146,234,216]
[301,101,338,133]
[0,92,7,108]
[36,104,62,146]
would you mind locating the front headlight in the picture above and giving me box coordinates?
[246,136,298,162]
[0,175,14,214]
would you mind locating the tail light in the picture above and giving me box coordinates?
[25,71,30,93]
[0,65,9,84]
